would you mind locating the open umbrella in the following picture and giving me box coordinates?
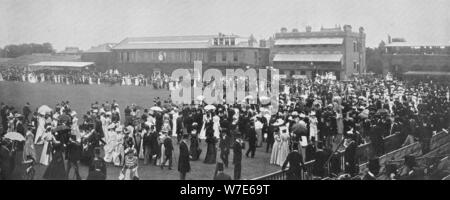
[259,96,270,101]
[3,132,25,141]
[204,105,216,110]
[196,95,205,101]
[245,95,254,100]
[37,105,52,115]
[150,106,163,112]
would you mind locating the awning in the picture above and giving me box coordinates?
[275,38,343,46]
[403,71,450,76]
[273,54,343,62]
[28,61,94,71]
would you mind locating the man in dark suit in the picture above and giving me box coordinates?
[363,157,380,180]
[66,134,82,180]
[245,123,257,158]
[161,133,174,170]
[233,134,243,180]
[178,134,190,180]
[219,131,230,168]
[282,143,306,180]
[312,142,330,178]
[214,162,232,180]
[344,133,358,176]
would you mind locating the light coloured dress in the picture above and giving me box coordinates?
[270,134,281,165]
[277,131,290,166]
[39,131,54,166]
[309,116,318,140]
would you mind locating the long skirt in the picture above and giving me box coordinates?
[43,155,66,180]
[39,141,51,166]
[204,142,217,164]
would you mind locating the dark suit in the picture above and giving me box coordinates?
[178,140,190,180]
[282,151,306,180]
[312,149,330,177]
[162,137,173,169]
[66,138,82,180]
[245,128,257,158]
[344,141,358,176]
[233,140,243,180]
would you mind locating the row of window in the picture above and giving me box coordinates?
[213,37,236,46]
[119,51,207,63]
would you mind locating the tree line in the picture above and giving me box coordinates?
[0,43,55,58]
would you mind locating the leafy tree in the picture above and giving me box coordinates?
[366,40,386,74]
[2,43,55,58]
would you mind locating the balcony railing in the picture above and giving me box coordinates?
[253,130,448,180]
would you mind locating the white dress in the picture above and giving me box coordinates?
[39,131,53,166]
[213,115,220,138]
[277,129,290,166]
[309,116,318,140]
[171,113,178,137]
[104,131,117,163]
[199,114,207,140]
[34,116,46,144]
[270,134,281,165]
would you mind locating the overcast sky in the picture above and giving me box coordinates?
[1,0,449,51]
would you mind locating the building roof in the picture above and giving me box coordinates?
[404,71,450,76]
[113,35,216,50]
[273,54,343,62]
[386,42,450,47]
[84,43,116,53]
[29,61,94,68]
[275,38,343,46]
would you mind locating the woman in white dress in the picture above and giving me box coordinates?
[277,126,290,166]
[39,126,54,166]
[270,132,281,165]
[212,114,220,138]
[309,111,318,142]
[171,111,178,137]
[35,115,46,144]
[104,124,118,163]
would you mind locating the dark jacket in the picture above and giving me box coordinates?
[233,140,243,165]
[178,141,190,173]
[282,151,306,180]
[163,137,173,156]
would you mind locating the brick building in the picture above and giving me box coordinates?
[270,25,366,80]
[111,34,270,76]
[382,37,450,78]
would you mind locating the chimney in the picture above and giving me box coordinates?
[306,26,312,32]
[281,27,287,33]
[343,25,352,32]
[292,28,299,32]
[388,35,392,44]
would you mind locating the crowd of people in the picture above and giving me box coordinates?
[0,66,172,89]
[1,72,450,180]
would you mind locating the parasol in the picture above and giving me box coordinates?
[196,95,205,101]
[150,106,163,112]
[3,132,25,141]
[244,95,254,100]
[37,105,52,115]
[204,105,216,110]
[272,119,285,126]
[259,96,270,101]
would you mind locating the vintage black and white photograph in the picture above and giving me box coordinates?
[0,0,449,181]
